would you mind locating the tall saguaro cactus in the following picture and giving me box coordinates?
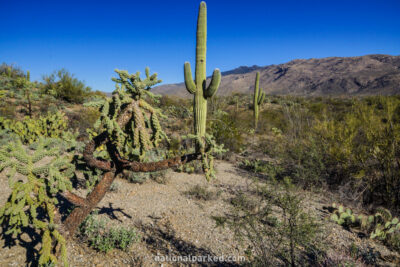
[184,1,221,152]
[253,72,265,130]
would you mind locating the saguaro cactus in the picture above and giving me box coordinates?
[184,1,221,152]
[253,72,265,130]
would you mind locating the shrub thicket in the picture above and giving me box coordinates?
[42,69,92,103]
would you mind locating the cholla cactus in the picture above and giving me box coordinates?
[0,138,74,266]
[85,68,168,159]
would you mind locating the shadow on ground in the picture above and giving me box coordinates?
[137,221,242,267]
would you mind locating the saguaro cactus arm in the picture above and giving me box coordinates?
[258,90,265,105]
[184,62,196,94]
[204,68,221,98]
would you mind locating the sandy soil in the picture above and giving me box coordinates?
[1,161,399,267]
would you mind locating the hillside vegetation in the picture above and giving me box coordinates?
[1,1,400,265]
[2,62,400,266]
[154,54,400,97]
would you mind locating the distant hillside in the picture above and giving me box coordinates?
[153,54,400,97]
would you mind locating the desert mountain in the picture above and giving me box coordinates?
[153,54,400,97]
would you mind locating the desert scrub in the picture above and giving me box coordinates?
[313,96,400,208]
[66,106,101,138]
[207,109,247,153]
[42,69,92,104]
[239,159,274,174]
[78,212,140,253]
[214,178,323,266]
[185,184,219,201]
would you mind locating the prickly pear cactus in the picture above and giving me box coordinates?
[0,138,75,266]
[329,204,400,247]
[85,68,168,160]
[0,111,74,144]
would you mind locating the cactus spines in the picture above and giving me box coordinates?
[253,71,265,130]
[0,138,73,266]
[184,1,221,150]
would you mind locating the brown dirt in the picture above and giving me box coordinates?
[1,161,400,266]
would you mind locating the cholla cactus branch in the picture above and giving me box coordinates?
[0,138,73,266]
[64,68,202,237]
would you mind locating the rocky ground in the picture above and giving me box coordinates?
[1,161,400,266]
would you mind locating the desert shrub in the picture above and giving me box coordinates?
[185,184,219,201]
[0,104,17,118]
[78,212,140,253]
[313,96,400,208]
[258,108,287,134]
[261,101,327,188]
[239,159,272,174]
[215,178,322,266]
[37,95,64,115]
[66,107,101,138]
[208,109,246,153]
[42,69,92,103]
[0,63,25,78]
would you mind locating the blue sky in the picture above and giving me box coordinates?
[1,0,399,92]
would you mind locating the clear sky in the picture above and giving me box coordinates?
[1,0,399,92]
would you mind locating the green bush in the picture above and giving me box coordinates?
[78,212,140,253]
[215,178,322,266]
[0,104,17,119]
[185,184,219,200]
[0,63,25,78]
[208,109,246,153]
[42,69,92,103]
[66,107,101,138]
[313,96,400,207]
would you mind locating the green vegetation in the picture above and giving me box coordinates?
[329,204,400,251]
[78,212,140,253]
[184,1,223,180]
[253,72,265,130]
[0,138,74,266]
[214,178,322,266]
[0,111,75,144]
[85,67,167,160]
[185,184,219,201]
[0,2,399,266]
[42,69,92,103]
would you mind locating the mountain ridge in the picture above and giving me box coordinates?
[153,54,400,97]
